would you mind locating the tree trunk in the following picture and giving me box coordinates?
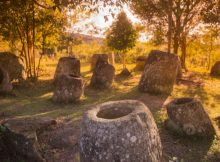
[122,54,126,69]
[207,35,213,70]
[180,34,187,70]
[26,15,32,78]
[167,0,173,53]
[173,32,179,54]
[32,2,36,78]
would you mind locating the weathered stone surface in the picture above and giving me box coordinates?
[90,57,115,89]
[139,50,179,94]
[53,74,84,103]
[91,54,109,71]
[54,57,80,81]
[79,100,162,162]
[210,61,220,77]
[1,117,57,162]
[0,52,24,81]
[135,55,147,71]
[0,66,13,93]
[166,98,215,136]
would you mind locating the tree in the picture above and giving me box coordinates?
[106,11,138,69]
[129,0,210,69]
[59,33,82,56]
[201,25,219,69]
[0,0,90,80]
[202,0,220,25]
[150,26,166,46]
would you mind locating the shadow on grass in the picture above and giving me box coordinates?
[0,80,141,120]
[12,79,54,98]
[160,125,217,162]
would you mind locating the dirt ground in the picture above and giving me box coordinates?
[36,94,220,162]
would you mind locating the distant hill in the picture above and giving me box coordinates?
[71,33,104,44]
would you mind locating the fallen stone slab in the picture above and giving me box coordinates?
[1,117,57,162]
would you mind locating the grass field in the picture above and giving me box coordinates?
[1,57,220,162]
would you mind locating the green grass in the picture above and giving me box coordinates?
[1,58,220,161]
[0,61,139,120]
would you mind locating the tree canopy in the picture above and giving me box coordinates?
[106,12,138,51]
[128,0,220,69]
[106,11,138,69]
[0,0,89,79]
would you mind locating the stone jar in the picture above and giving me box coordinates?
[53,74,84,103]
[166,97,215,136]
[79,100,162,162]
[0,66,13,93]
[139,50,179,94]
[210,61,220,77]
[91,54,109,71]
[0,52,24,81]
[54,57,80,81]
[90,57,115,89]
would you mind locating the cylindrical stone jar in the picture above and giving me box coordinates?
[53,74,84,103]
[79,100,162,162]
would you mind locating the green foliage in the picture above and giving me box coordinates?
[35,8,67,52]
[71,41,110,61]
[106,12,138,52]
[186,26,220,70]
[150,26,165,46]
[202,0,220,24]
[0,0,93,79]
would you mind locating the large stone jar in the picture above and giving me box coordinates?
[0,66,13,93]
[0,52,24,81]
[79,100,162,162]
[54,57,80,81]
[210,61,220,77]
[53,74,84,103]
[166,97,215,136]
[138,50,179,94]
[90,57,115,89]
[91,54,109,71]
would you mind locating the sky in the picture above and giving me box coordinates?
[68,4,149,41]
